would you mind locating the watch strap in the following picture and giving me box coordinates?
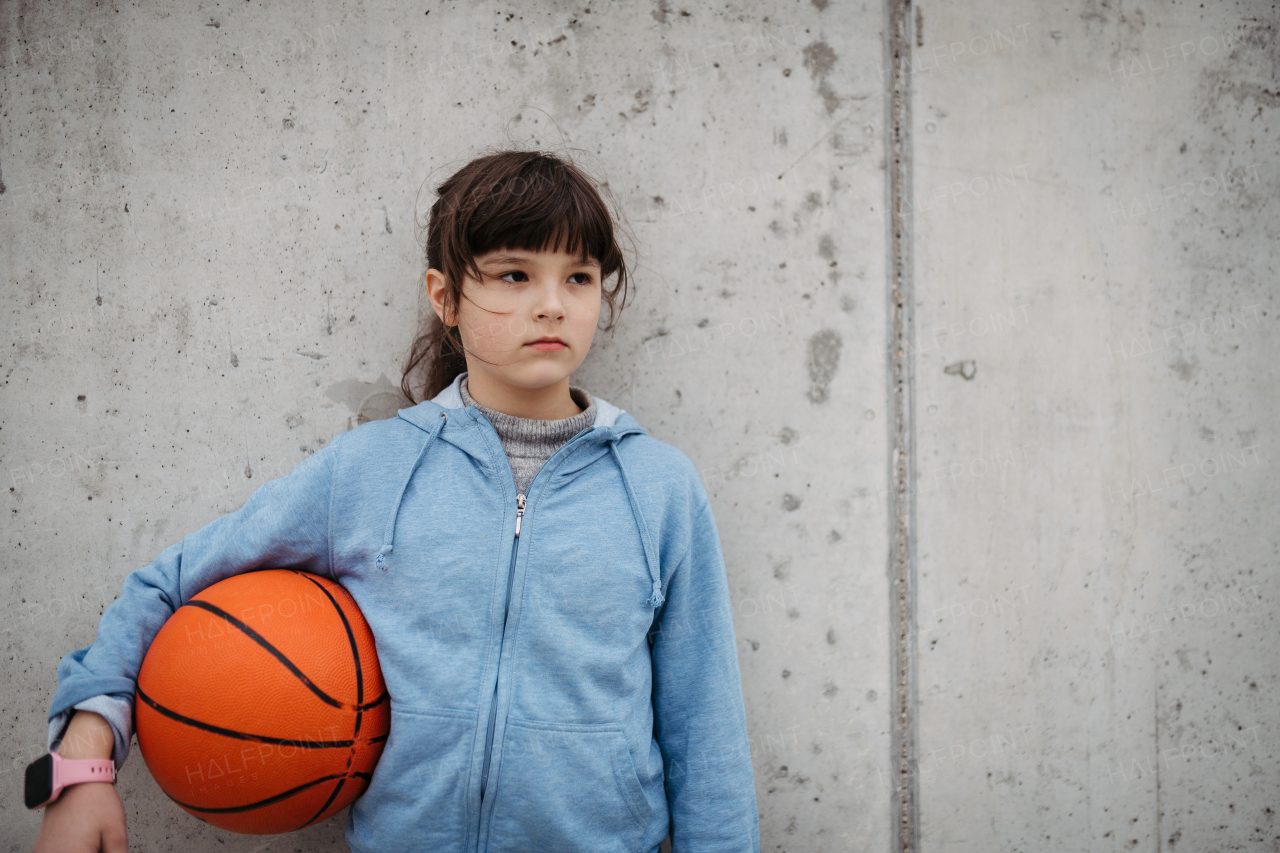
[53,752,116,789]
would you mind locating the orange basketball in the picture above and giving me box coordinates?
[135,569,389,834]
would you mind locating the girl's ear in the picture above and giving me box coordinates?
[425,269,456,326]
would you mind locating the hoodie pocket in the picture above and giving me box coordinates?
[486,718,651,853]
[346,703,475,853]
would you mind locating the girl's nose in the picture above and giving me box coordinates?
[533,280,566,320]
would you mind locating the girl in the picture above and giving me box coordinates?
[32,150,759,853]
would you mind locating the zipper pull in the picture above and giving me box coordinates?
[514,493,526,537]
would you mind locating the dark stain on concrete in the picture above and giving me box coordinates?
[806,329,842,403]
[1204,71,1280,112]
[802,41,841,113]
[641,327,670,344]
[944,360,977,380]
[802,41,837,80]
[782,493,802,511]
[630,89,651,115]
[817,80,840,114]
[326,374,410,422]
[1170,353,1197,382]
[359,391,411,424]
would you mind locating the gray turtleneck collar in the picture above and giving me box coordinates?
[459,376,596,495]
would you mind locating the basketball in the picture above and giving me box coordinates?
[135,569,389,834]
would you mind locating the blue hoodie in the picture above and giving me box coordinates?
[48,372,760,853]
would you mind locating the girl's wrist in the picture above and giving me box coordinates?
[55,711,114,761]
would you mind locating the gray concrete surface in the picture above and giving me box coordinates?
[1,1,1275,851]
[909,3,1278,850]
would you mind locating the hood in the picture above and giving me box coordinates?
[423,370,630,430]
[376,373,665,608]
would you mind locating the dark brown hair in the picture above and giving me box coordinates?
[400,149,632,403]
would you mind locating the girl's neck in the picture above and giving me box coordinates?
[462,372,584,420]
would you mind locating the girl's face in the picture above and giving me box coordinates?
[427,245,602,400]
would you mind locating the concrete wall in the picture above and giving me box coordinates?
[909,3,1277,850]
[1,1,1274,850]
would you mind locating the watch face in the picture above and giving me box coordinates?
[24,754,53,809]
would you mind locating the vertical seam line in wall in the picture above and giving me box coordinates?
[884,0,919,851]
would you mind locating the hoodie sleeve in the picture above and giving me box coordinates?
[651,499,760,853]
[47,436,341,769]
[47,694,134,772]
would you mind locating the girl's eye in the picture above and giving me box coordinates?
[497,271,594,285]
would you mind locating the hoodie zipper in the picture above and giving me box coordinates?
[467,417,639,828]
[479,492,525,803]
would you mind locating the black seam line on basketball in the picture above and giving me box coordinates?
[136,685,356,749]
[358,691,389,711]
[370,734,388,744]
[185,598,352,712]
[297,573,366,739]
[292,573,366,799]
[300,777,348,830]
[296,573,364,706]
[169,774,345,814]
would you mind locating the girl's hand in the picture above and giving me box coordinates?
[33,711,127,852]
[32,781,128,853]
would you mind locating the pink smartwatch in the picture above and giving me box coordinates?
[24,752,116,809]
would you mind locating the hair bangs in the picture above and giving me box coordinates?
[463,164,618,277]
